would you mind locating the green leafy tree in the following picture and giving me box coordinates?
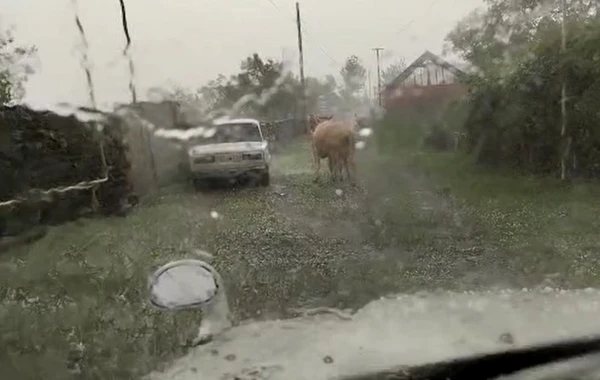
[198,53,289,118]
[200,53,339,119]
[445,0,600,177]
[340,55,366,96]
[338,55,367,112]
[0,26,36,104]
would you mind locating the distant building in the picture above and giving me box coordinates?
[381,50,469,113]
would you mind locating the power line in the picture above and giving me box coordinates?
[303,28,340,66]
[266,0,282,11]
[386,0,441,82]
[397,0,441,35]
[264,0,340,66]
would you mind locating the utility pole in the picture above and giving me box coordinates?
[372,47,384,106]
[560,0,570,180]
[367,70,372,102]
[296,2,307,131]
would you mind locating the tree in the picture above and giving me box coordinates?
[199,74,229,112]
[445,0,600,178]
[338,55,367,112]
[340,55,367,96]
[199,53,339,119]
[305,75,340,115]
[147,85,200,105]
[0,26,36,105]
[381,58,406,85]
[147,85,207,124]
[198,53,290,118]
[444,0,599,75]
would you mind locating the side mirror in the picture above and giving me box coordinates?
[148,259,231,345]
[148,259,218,310]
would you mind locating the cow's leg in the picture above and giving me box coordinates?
[327,156,335,181]
[347,157,357,185]
[311,142,321,181]
[336,156,344,182]
[340,148,355,184]
[338,156,346,182]
[334,156,344,181]
[314,158,321,179]
[330,156,341,182]
[311,145,319,172]
[313,153,322,182]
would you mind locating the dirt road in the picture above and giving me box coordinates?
[185,140,521,321]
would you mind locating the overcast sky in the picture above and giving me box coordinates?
[1,0,483,110]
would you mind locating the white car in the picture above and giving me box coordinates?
[186,118,271,187]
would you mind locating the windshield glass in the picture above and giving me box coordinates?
[191,122,263,145]
[3,0,600,379]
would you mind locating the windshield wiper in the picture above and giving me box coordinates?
[343,334,600,380]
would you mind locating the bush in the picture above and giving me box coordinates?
[0,105,134,236]
[375,110,428,153]
[457,19,600,178]
[423,122,454,152]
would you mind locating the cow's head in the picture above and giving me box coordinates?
[307,114,333,134]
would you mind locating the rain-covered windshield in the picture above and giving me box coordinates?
[190,122,263,145]
[2,0,600,379]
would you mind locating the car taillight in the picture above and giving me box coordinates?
[242,153,262,160]
[194,155,215,164]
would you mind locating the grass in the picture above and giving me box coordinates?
[0,195,219,379]
[394,147,600,288]
[4,128,600,379]
[374,113,600,287]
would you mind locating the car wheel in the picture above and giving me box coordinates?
[259,170,270,187]
[192,179,200,190]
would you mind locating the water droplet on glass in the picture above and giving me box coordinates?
[193,249,213,261]
[355,141,366,150]
[204,128,216,138]
[335,189,343,196]
[358,128,372,137]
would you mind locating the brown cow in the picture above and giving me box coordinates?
[310,117,357,183]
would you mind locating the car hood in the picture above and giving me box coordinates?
[188,141,266,155]
[146,288,600,380]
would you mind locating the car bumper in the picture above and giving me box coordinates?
[189,164,268,179]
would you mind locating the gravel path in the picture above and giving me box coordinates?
[197,144,522,322]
